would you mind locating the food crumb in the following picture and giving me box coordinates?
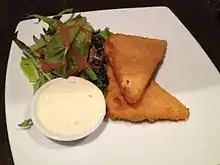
[74,121,79,125]
[88,94,92,98]
[68,79,75,84]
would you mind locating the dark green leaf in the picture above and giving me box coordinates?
[99,27,113,40]
[72,31,91,59]
[67,51,77,70]
[43,28,47,34]
[44,48,65,63]
[44,35,52,43]
[64,14,83,26]
[44,32,65,56]
[13,36,33,56]
[45,49,68,77]
[70,17,93,60]
[92,29,101,35]
[52,67,67,78]
[53,8,74,20]
[33,74,49,93]
[43,26,57,36]
[64,13,75,25]
[18,119,33,129]
[28,14,62,28]
[91,35,105,50]
[30,39,47,52]
[21,51,53,82]
[33,35,40,43]
[84,68,98,81]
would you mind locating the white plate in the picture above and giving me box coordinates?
[5,6,220,165]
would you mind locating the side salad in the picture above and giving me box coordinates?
[14,9,113,129]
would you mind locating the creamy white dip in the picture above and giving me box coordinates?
[35,77,105,136]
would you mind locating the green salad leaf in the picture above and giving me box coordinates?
[72,22,93,59]
[99,27,113,40]
[20,57,39,83]
[85,68,98,81]
[18,119,33,129]
[30,38,47,52]
[33,35,40,43]
[33,75,49,93]
[13,36,34,57]
[29,14,62,29]
[53,8,74,20]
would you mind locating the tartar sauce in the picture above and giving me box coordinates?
[35,77,105,136]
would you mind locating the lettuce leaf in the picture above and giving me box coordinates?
[20,57,39,84]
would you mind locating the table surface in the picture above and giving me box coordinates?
[1,0,220,164]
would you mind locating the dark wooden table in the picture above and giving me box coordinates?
[1,0,220,164]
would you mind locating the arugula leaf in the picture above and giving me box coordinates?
[93,62,108,92]
[64,13,75,25]
[18,119,33,129]
[91,27,113,50]
[30,39,47,52]
[72,28,92,59]
[16,42,51,81]
[29,14,62,28]
[44,35,52,43]
[99,27,113,40]
[53,8,74,20]
[13,36,33,56]
[66,16,89,44]
[70,17,93,59]
[44,49,66,63]
[84,68,98,81]
[64,14,83,26]
[33,80,41,93]
[29,14,62,38]
[91,35,105,50]
[21,50,53,82]
[51,48,69,77]
[44,27,56,36]
[43,28,47,34]
[13,36,40,59]
[20,57,39,83]
[52,67,67,78]
[33,35,40,43]
[92,29,101,35]
[33,74,49,93]
[44,33,65,56]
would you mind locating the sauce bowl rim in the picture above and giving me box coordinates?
[30,76,106,142]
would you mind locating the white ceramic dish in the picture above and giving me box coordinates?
[30,77,106,142]
[5,6,220,165]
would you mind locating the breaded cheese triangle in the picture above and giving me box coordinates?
[104,34,167,103]
[106,66,190,122]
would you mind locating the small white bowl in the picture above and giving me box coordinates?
[30,76,106,141]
